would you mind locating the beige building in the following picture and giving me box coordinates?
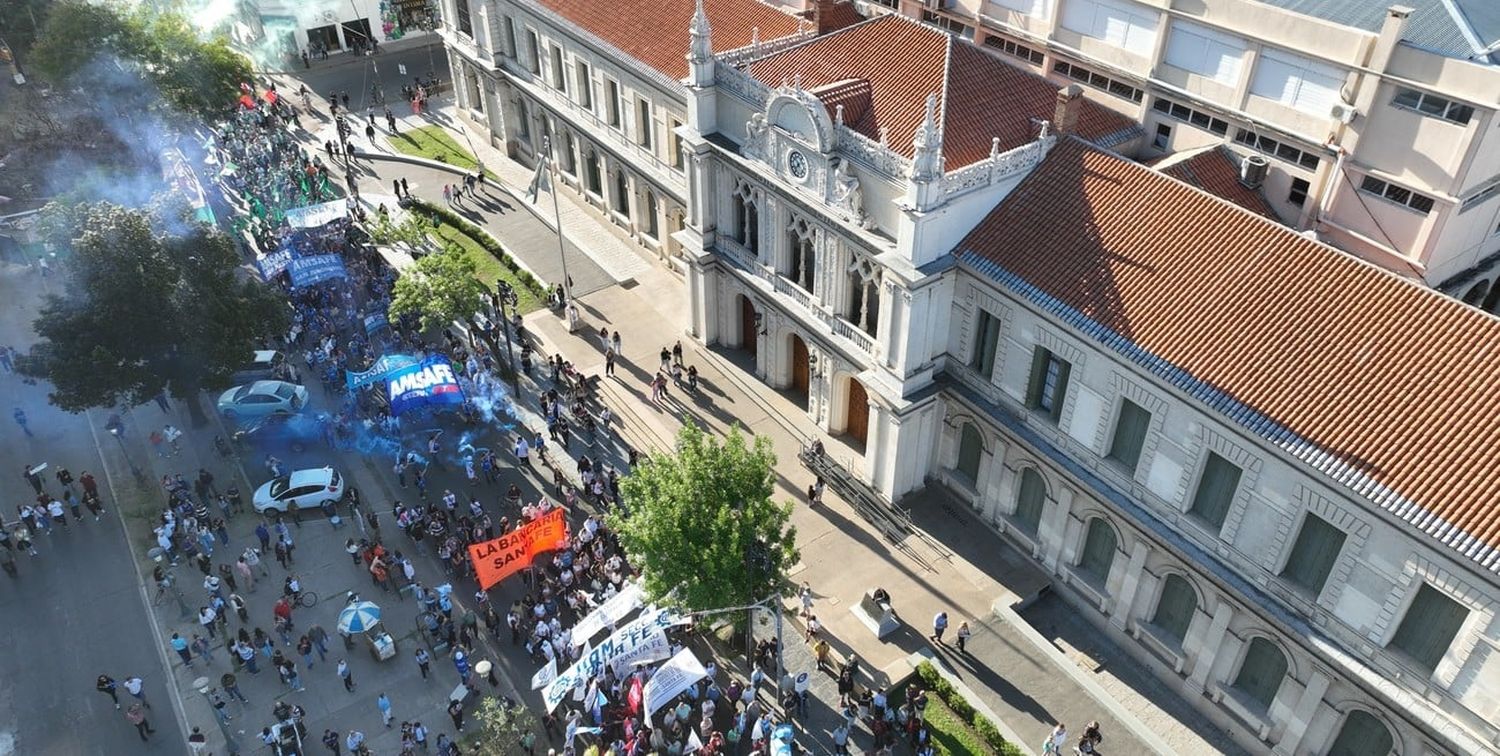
[897,0,1500,309]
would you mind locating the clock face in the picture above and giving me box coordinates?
[787,150,809,180]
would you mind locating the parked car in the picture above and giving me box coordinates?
[217,380,308,421]
[252,467,345,514]
[230,349,287,385]
[233,412,329,454]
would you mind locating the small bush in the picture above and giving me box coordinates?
[915,661,1020,755]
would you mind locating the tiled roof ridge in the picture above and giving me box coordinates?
[1147,143,1288,227]
[937,33,955,161]
[730,5,898,67]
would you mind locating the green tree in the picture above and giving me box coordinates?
[613,423,799,626]
[369,211,431,251]
[19,201,288,423]
[388,244,489,334]
[469,697,540,756]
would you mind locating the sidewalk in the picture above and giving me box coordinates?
[342,100,1244,755]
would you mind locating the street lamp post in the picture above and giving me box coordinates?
[148,548,193,621]
[107,424,142,478]
[493,281,518,374]
[194,676,243,755]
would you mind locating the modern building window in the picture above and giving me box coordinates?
[955,423,983,483]
[1250,48,1343,116]
[920,11,973,39]
[1325,711,1394,756]
[1025,347,1071,423]
[1150,97,1228,135]
[1391,88,1473,125]
[637,99,653,149]
[525,30,541,74]
[1014,468,1045,534]
[1386,583,1468,673]
[1187,452,1241,531]
[549,45,566,91]
[1279,514,1345,596]
[1150,574,1197,644]
[1106,399,1151,473]
[969,309,1002,379]
[983,34,1045,65]
[605,80,622,128]
[1359,175,1436,214]
[1288,177,1310,207]
[991,0,1052,19]
[1061,0,1159,57]
[1164,20,1245,85]
[502,17,517,58]
[574,61,593,108]
[454,0,473,36]
[1152,123,1171,150]
[1459,180,1500,213]
[1077,518,1117,584]
[1231,638,1287,711]
[1054,61,1144,103]
[1232,129,1321,170]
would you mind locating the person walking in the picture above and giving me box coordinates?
[337,659,356,692]
[377,692,394,727]
[308,623,330,662]
[125,702,155,741]
[188,726,209,754]
[122,676,150,709]
[930,611,949,645]
[414,647,431,680]
[96,674,121,709]
[956,621,972,653]
[447,699,465,732]
[222,672,249,703]
[1042,723,1068,755]
[14,407,32,437]
[323,728,342,754]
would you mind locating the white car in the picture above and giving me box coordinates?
[253,467,346,514]
[218,380,308,421]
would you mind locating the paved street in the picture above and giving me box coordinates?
[0,263,183,755]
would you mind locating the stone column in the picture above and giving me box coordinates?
[1273,669,1331,756]
[1109,540,1151,630]
[1187,600,1234,690]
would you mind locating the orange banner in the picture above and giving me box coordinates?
[468,509,568,590]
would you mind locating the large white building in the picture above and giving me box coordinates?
[442,1,1500,754]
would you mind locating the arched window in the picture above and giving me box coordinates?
[1150,574,1197,644]
[1325,710,1394,756]
[585,151,602,195]
[1078,518,1117,584]
[1231,637,1288,712]
[1014,468,1045,535]
[613,170,630,215]
[643,191,660,239]
[561,131,577,175]
[955,423,982,483]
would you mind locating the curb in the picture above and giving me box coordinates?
[907,649,1035,756]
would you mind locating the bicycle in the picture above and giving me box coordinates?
[296,591,319,609]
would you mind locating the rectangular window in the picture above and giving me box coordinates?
[525,31,541,74]
[1250,49,1344,116]
[1025,347,1071,423]
[1153,123,1171,150]
[991,0,1052,18]
[1061,0,1160,57]
[549,45,566,91]
[1188,452,1241,530]
[1288,177,1310,207]
[1387,583,1469,673]
[1358,175,1436,214]
[669,119,685,170]
[1053,61,1144,103]
[454,0,473,36]
[515,99,531,140]
[1232,129,1320,170]
[969,310,1003,379]
[1106,399,1150,473]
[503,17,517,58]
[575,61,593,109]
[1459,180,1500,213]
[1391,88,1473,125]
[1165,20,1245,85]
[921,10,973,38]
[1279,514,1345,596]
[1150,96,1227,135]
[637,99,653,149]
[605,80,622,128]
[983,35,1046,65]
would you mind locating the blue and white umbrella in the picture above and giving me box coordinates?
[338,601,382,634]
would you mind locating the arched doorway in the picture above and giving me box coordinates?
[845,378,869,448]
[1325,710,1394,756]
[739,295,759,359]
[790,334,810,408]
[956,422,982,483]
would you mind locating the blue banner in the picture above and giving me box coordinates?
[386,356,465,415]
[258,248,293,278]
[364,312,389,334]
[345,353,419,390]
[288,254,347,288]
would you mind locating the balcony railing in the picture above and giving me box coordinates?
[717,238,877,357]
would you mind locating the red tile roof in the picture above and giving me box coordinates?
[799,0,866,33]
[746,15,1139,168]
[534,0,804,80]
[960,138,1500,572]
[1157,147,1278,220]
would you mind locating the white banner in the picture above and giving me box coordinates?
[571,582,644,645]
[642,647,707,718]
[285,199,348,228]
[530,657,557,690]
[542,608,679,712]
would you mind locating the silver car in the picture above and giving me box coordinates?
[217,380,309,422]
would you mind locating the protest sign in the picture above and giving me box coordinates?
[542,608,681,712]
[531,657,557,690]
[257,248,293,278]
[570,582,643,645]
[642,647,707,717]
[285,199,348,228]
[288,254,346,288]
[467,509,567,589]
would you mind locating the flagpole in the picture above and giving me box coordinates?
[541,136,574,309]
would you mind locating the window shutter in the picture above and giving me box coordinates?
[1150,575,1197,643]
[1188,452,1241,530]
[1078,519,1117,582]
[1278,514,1346,595]
[1050,360,1072,422]
[1107,399,1151,472]
[1025,347,1049,408]
[1015,468,1045,534]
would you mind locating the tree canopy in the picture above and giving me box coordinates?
[471,697,540,756]
[613,423,799,621]
[388,244,489,334]
[19,201,288,414]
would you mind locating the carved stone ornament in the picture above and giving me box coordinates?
[743,112,769,160]
[830,158,871,229]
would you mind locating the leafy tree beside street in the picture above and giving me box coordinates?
[613,424,799,625]
[19,201,288,422]
[469,697,541,756]
[388,244,490,334]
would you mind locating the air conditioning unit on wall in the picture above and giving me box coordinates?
[1330,103,1358,124]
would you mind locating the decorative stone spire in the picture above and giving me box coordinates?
[686,0,714,87]
[910,93,944,182]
